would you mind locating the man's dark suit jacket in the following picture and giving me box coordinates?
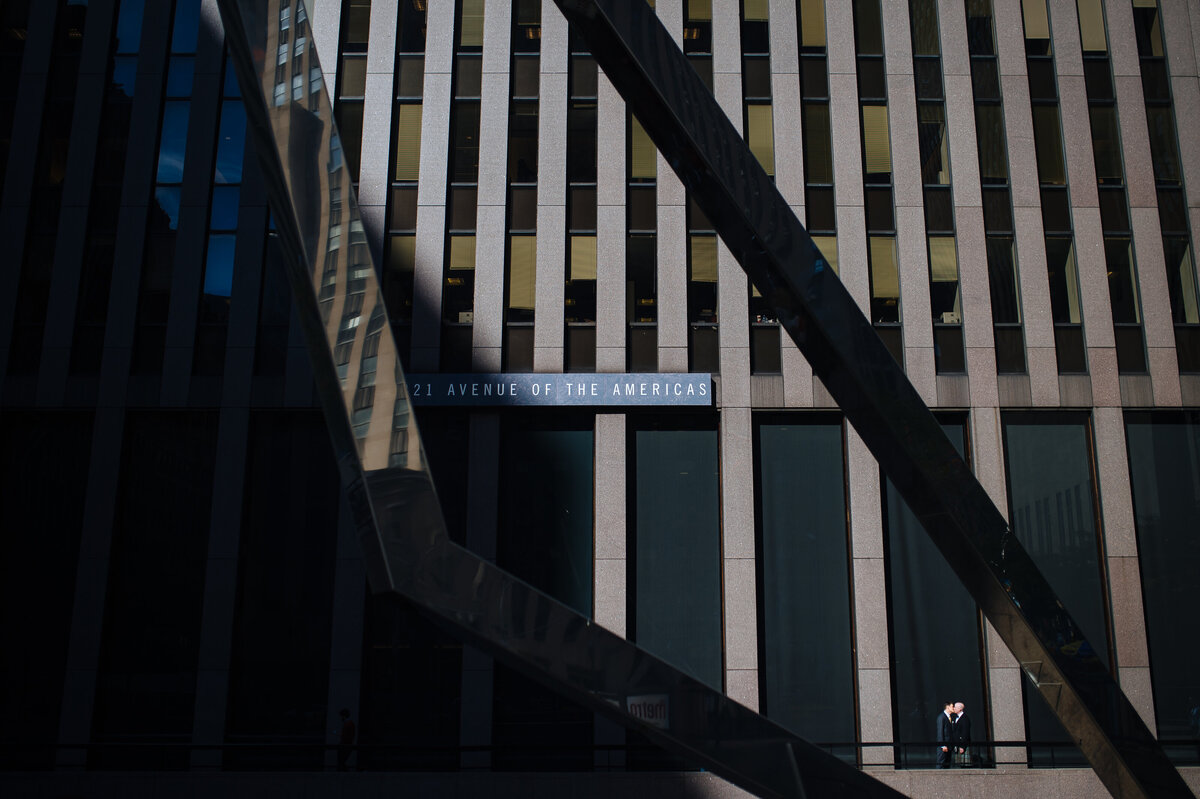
[937,711,954,745]
[952,713,972,749]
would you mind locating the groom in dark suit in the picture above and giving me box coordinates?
[952,701,972,766]
[936,701,956,768]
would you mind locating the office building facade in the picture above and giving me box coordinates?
[2,0,1200,796]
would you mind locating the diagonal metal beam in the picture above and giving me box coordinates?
[547,1,1194,798]
[214,0,908,796]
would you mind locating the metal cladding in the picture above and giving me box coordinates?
[546,1,1193,798]
[214,0,908,796]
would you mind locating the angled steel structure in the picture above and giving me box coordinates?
[548,2,1193,798]
[214,0,904,796]
[214,0,1194,797]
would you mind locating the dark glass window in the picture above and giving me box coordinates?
[631,422,722,691]
[358,596,462,770]
[756,418,856,763]
[493,417,595,770]
[91,411,219,769]
[986,236,1019,324]
[0,412,92,769]
[449,102,481,182]
[508,101,538,181]
[498,419,594,614]
[886,420,985,768]
[223,412,340,769]
[1003,415,1109,767]
[1125,413,1200,766]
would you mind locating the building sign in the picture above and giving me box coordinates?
[405,374,711,407]
[626,694,670,729]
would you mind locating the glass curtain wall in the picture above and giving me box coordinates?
[884,419,986,767]
[71,0,147,375]
[1124,412,1200,765]
[493,415,595,770]
[131,0,201,375]
[1003,414,1110,767]
[0,412,93,769]
[630,418,722,691]
[193,55,248,375]
[91,411,219,770]
[755,416,856,763]
[358,408,467,770]
[6,0,90,374]
[222,411,340,770]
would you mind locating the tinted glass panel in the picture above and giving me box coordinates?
[0,412,92,769]
[634,425,722,690]
[1004,416,1107,766]
[886,422,985,768]
[493,419,595,770]
[91,412,218,768]
[1126,413,1200,765]
[757,420,856,762]
[986,236,1020,324]
[499,422,594,614]
[358,596,462,770]
[223,412,340,769]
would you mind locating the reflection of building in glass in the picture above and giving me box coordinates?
[2,0,1200,795]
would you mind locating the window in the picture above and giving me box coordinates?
[1003,414,1109,767]
[1125,412,1200,765]
[631,421,722,691]
[756,416,856,763]
[885,419,984,768]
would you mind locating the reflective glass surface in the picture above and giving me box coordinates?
[1126,413,1200,765]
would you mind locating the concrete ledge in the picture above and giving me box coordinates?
[3,765,1199,798]
[868,765,1200,798]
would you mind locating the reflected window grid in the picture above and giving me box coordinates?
[69,0,148,375]
[1002,413,1112,767]
[7,0,91,376]
[132,0,204,375]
